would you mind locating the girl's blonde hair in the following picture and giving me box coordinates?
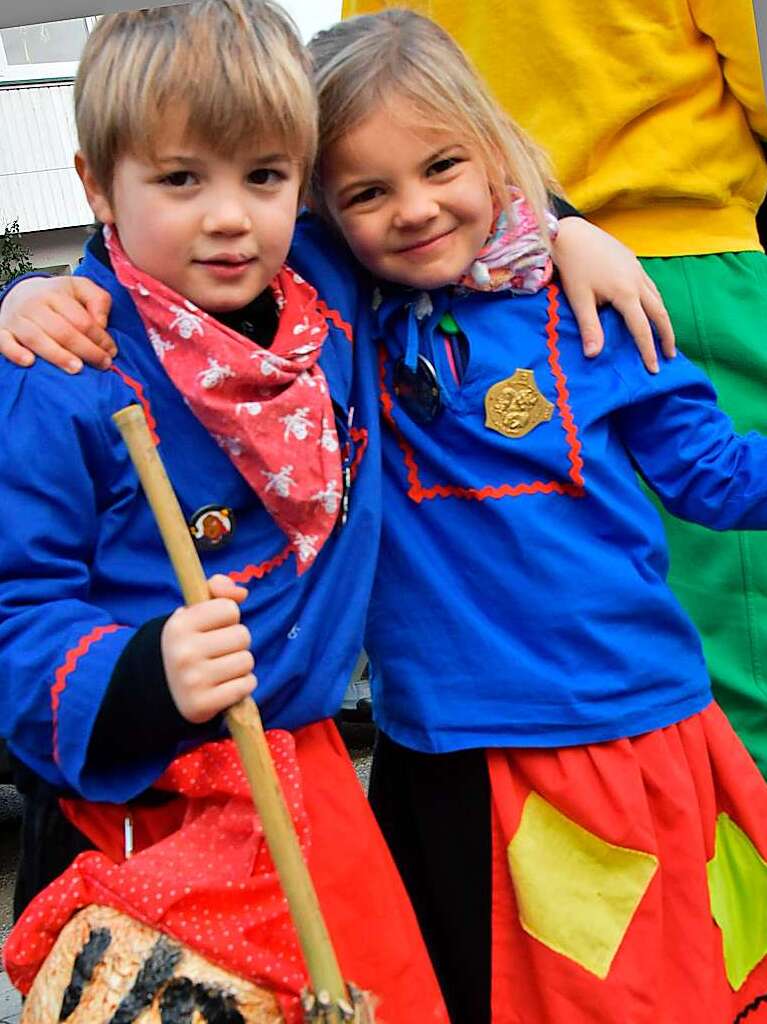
[76,0,317,197]
[310,8,558,245]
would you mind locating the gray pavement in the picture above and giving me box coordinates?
[0,972,21,1024]
[0,785,22,1024]
[0,736,372,1024]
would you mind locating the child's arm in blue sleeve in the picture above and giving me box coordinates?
[0,361,181,801]
[613,340,767,530]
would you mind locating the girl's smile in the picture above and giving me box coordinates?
[395,228,457,255]
[323,103,494,290]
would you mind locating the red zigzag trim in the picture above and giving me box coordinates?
[51,624,123,766]
[316,300,353,342]
[228,543,294,584]
[109,365,160,444]
[379,283,585,503]
[545,284,584,488]
[347,426,368,481]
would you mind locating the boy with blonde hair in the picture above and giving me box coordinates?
[0,3,446,1017]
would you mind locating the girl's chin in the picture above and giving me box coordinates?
[391,273,456,290]
[380,254,470,291]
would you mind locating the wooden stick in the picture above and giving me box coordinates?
[112,404,349,1015]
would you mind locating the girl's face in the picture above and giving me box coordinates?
[322,103,494,290]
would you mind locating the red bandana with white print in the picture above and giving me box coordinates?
[104,226,342,573]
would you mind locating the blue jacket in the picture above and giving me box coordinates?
[0,216,380,801]
[366,283,767,752]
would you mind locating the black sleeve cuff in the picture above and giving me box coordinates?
[88,615,214,770]
[550,194,583,220]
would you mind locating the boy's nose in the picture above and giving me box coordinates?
[392,189,439,229]
[202,200,253,235]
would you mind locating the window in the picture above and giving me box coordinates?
[0,17,97,84]
[38,264,74,276]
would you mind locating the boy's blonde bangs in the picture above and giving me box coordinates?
[76,0,317,193]
[311,10,558,243]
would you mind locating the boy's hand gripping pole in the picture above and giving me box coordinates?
[113,404,374,1024]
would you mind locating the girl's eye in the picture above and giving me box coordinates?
[160,171,197,187]
[428,156,461,176]
[348,186,383,207]
[249,168,284,186]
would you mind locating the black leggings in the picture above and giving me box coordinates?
[368,732,492,1024]
[11,758,94,920]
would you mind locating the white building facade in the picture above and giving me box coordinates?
[0,18,98,272]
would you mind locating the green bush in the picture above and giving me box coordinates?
[0,219,34,285]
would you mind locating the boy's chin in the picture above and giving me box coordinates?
[188,281,273,315]
[179,263,279,314]
[202,293,268,314]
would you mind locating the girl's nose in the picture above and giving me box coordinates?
[392,188,439,229]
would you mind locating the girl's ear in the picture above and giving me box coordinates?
[75,152,116,225]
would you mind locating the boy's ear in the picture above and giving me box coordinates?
[75,152,116,224]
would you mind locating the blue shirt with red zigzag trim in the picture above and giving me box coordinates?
[0,214,381,801]
[366,282,767,752]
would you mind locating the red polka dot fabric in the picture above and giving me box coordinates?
[5,732,310,1020]
[3,722,450,1024]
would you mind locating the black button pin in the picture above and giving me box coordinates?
[393,354,441,424]
[188,505,235,550]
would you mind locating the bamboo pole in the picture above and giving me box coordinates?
[112,403,351,1019]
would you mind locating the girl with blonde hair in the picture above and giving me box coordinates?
[345,0,767,791]
[305,10,767,1024]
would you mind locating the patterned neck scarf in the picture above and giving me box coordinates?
[105,226,342,574]
[455,186,558,294]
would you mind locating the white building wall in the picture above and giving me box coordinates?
[0,82,92,233]
[1,2,186,30]
[23,225,93,272]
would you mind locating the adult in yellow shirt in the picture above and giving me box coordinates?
[345,0,767,780]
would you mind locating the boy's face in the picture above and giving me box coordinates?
[79,121,302,313]
[322,103,494,291]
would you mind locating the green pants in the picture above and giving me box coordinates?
[641,252,767,776]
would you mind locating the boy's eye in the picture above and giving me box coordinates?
[160,170,197,187]
[249,168,285,185]
[347,186,383,207]
[427,156,461,176]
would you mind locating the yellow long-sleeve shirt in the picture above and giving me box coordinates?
[342,0,767,256]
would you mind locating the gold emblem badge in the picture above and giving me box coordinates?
[484,369,554,439]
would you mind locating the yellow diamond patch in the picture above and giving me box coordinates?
[708,813,767,991]
[507,792,658,979]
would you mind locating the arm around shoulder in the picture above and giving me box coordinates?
[0,273,116,373]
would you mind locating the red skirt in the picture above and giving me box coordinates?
[489,702,767,1023]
